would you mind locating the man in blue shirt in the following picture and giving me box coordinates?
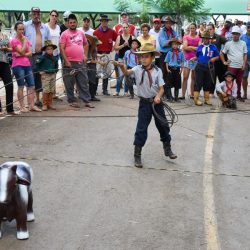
[240,21,250,99]
[191,31,219,106]
[25,7,51,107]
[158,16,179,100]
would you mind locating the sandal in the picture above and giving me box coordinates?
[30,106,42,112]
[69,102,80,108]
[124,93,130,97]
[85,103,95,108]
[113,93,119,96]
[20,107,30,113]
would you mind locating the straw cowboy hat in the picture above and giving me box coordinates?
[134,43,161,56]
[167,38,182,47]
[85,34,102,46]
[201,30,212,39]
[42,40,57,51]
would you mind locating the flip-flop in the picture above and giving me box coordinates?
[30,106,42,112]
[85,103,95,108]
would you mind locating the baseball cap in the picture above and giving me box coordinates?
[246,21,250,27]
[225,19,232,24]
[231,26,241,34]
[68,13,77,21]
[153,18,161,23]
[63,11,72,19]
[121,12,128,16]
[31,7,40,13]
[83,16,90,21]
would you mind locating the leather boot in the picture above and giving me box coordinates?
[194,91,203,106]
[134,146,143,168]
[42,93,49,111]
[48,93,56,110]
[163,142,177,159]
[204,91,212,105]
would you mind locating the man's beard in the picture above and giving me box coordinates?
[70,26,77,30]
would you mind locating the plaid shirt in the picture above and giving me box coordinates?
[0,33,9,63]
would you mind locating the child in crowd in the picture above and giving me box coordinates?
[191,30,219,106]
[36,40,58,111]
[123,38,141,99]
[164,38,184,102]
[216,71,237,109]
[114,43,177,168]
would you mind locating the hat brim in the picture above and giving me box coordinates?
[232,32,241,34]
[201,36,212,39]
[42,44,57,51]
[224,73,236,79]
[167,40,182,46]
[134,50,161,57]
[99,18,112,21]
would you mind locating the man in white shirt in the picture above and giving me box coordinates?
[78,16,94,36]
[149,17,161,66]
[220,26,247,101]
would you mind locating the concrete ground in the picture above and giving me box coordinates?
[0,77,250,250]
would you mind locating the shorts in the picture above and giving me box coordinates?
[12,65,35,88]
[184,59,197,70]
[243,62,250,77]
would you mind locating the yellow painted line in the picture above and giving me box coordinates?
[203,112,221,250]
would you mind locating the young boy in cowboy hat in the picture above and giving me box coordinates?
[123,38,141,99]
[165,38,184,102]
[191,30,219,106]
[114,43,177,168]
[216,71,237,109]
[36,40,58,111]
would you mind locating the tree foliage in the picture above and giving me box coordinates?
[156,0,209,21]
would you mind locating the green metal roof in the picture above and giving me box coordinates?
[203,0,249,15]
[0,0,166,14]
[0,0,248,15]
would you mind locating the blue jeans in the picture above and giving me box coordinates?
[134,99,171,147]
[12,66,35,88]
[116,75,128,93]
[115,58,128,94]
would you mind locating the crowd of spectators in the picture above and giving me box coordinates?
[0,8,249,116]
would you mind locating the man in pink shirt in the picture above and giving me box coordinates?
[60,13,94,108]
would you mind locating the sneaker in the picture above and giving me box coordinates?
[91,97,101,101]
[103,91,110,96]
[7,111,19,116]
